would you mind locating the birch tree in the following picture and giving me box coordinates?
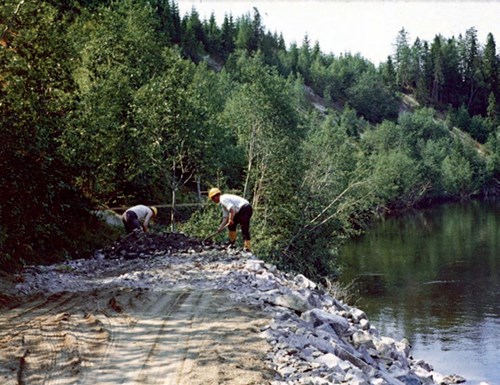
[221,54,303,254]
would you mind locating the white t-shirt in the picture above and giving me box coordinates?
[124,205,154,226]
[219,194,249,218]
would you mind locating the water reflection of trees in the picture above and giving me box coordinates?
[339,200,500,348]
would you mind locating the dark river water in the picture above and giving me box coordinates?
[338,200,500,385]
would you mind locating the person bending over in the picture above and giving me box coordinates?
[208,188,253,251]
[122,205,158,234]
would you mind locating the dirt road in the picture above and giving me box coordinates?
[0,234,274,385]
[0,233,453,385]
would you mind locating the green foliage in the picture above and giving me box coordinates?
[347,70,399,123]
[387,26,499,121]
[179,203,223,241]
[222,53,302,197]
[221,53,305,263]
[469,115,493,144]
[370,149,420,204]
[394,28,412,90]
[361,108,486,207]
[150,0,181,45]
[0,1,109,270]
[448,105,471,131]
[132,51,209,188]
[485,132,500,179]
[234,8,263,54]
[60,0,166,204]
[275,111,375,277]
[397,108,449,158]
[419,138,449,195]
[181,8,205,62]
[448,105,493,143]
[441,145,474,198]
[2,0,498,278]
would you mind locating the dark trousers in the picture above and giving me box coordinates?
[122,211,142,233]
[228,204,253,240]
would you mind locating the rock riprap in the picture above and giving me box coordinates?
[13,232,468,385]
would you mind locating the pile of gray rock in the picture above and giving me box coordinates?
[219,258,466,385]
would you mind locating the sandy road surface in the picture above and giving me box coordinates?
[0,287,272,385]
[0,241,274,385]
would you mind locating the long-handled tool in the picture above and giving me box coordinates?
[203,223,230,243]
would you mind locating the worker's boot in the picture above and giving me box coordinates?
[228,231,237,248]
[244,239,251,252]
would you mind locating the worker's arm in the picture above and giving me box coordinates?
[228,208,236,226]
[143,210,154,232]
[218,202,235,231]
[218,216,229,232]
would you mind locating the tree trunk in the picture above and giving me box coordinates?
[170,188,176,232]
[171,161,176,232]
[196,175,202,207]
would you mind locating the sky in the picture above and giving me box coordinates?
[176,1,500,65]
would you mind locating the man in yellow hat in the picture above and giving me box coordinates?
[122,205,158,233]
[208,188,253,251]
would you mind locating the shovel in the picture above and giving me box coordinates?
[203,223,230,244]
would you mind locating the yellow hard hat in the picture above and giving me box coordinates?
[150,206,158,216]
[208,187,221,200]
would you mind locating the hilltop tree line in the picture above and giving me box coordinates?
[388,27,500,143]
[2,0,500,277]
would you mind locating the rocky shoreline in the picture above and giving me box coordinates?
[12,232,469,385]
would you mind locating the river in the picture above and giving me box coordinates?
[338,200,500,385]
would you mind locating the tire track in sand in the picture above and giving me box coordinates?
[0,292,109,385]
[1,288,272,385]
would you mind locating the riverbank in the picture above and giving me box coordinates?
[1,232,469,384]
[339,200,500,385]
